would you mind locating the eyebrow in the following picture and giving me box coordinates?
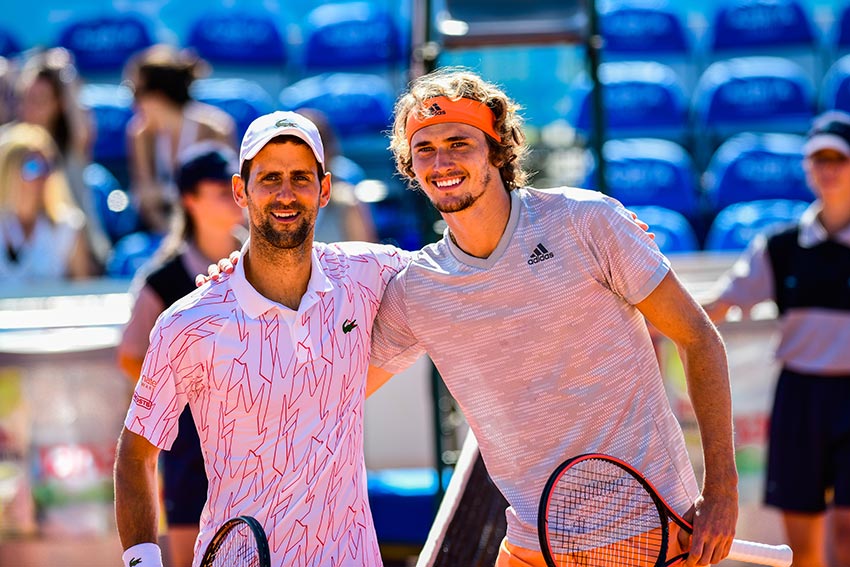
[412,134,472,149]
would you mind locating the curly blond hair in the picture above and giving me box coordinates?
[389,68,529,190]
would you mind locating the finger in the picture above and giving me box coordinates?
[195,274,208,288]
[208,263,222,281]
[229,251,240,265]
[684,541,705,567]
[216,259,232,276]
[676,523,691,553]
[709,538,732,565]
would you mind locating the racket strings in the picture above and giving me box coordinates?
[209,523,262,567]
[545,460,665,567]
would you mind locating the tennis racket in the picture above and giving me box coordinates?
[200,515,271,567]
[538,454,792,567]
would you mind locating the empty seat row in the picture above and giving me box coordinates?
[627,198,809,255]
[568,53,850,165]
[581,133,814,237]
[0,2,409,85]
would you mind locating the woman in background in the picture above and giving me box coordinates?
[123,44,235,234]
[0,122,94,281]
[15,47,110,268]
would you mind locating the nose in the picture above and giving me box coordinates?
[433,147,454,171]
[273,181,297,204]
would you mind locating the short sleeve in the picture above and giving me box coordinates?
[581,195,671,304]
[370,271,425,373]
[123,314,186,450]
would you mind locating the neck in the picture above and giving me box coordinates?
[242,234,313,311]
[818,199,850,236]
[444,186,512,259]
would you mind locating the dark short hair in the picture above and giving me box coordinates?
[175,142,237,195]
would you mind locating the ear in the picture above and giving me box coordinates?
[232,173,248,208]
[318,172,332,208]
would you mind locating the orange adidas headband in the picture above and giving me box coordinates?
[405,96,502,145]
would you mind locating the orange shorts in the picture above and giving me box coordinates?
[494,524,686,567]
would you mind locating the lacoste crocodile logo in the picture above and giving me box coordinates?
[130,558,142,567]
[342,319,358,334]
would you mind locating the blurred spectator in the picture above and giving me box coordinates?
[0,55,17,127]
[117,142,244,567]
[123,44,235,234]
[0,123,95,280]
[705,111,850,567]
[298,108,378,243]
[14,48,111,269]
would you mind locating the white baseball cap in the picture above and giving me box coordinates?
[239,110,325,170]
[802,110,850,158]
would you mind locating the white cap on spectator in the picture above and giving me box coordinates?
[239,111,325,169]
[803,110,850,158]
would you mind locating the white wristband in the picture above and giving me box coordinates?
[122,542,163,567]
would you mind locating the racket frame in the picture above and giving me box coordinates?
[537,453,671,567]
[199,515,271,567]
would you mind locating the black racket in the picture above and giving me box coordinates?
[538,453,792,567]
[200,515,271,567]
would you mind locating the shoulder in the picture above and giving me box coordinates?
[313,241,414,270]
[154,277,236,333]
[520,186,631,236]
[185,102,235,138]
[523,186,621,213]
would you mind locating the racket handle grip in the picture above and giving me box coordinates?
[728,539,793,567]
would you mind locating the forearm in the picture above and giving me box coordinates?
[114,431,160,549]
[679,326,738,494]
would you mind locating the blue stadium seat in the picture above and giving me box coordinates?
[569,61,689,144]
[711,0,815,52]
[83,163,140,244]
[821,54,850,113]
[704,199,809,251]
[280,73,395,178]
[191,78,276,141]
[106,231,164,278]
[186,10,285,65]
[625,205,700,255]
[56,13,155,77]
[301,2,406,74]
[836,5,850,56]
[600,0,689,55]
[0,27,21,58]
[185,10,288,96]
[703,132,813,213]
[599,1,695,90]
[280,73,394,137]
[691,56,816,163]
[79,83,135,186]
[582,138,701,221]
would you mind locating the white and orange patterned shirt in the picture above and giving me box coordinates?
[125,240,411,567]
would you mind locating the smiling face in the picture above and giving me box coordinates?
[233,140,330,251]
[409,122,503,214]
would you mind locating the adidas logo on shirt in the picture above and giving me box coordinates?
[527,243,554,265]
[428,103,446,116]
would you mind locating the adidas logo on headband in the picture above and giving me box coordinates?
[427,103,446,116]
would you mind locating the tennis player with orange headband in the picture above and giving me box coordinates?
[364,68,739,566]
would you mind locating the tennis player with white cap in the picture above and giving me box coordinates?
[114,110,412,567]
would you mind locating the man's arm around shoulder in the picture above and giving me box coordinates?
[636,270,738,567]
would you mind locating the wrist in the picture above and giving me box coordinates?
[122,542,163,567]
